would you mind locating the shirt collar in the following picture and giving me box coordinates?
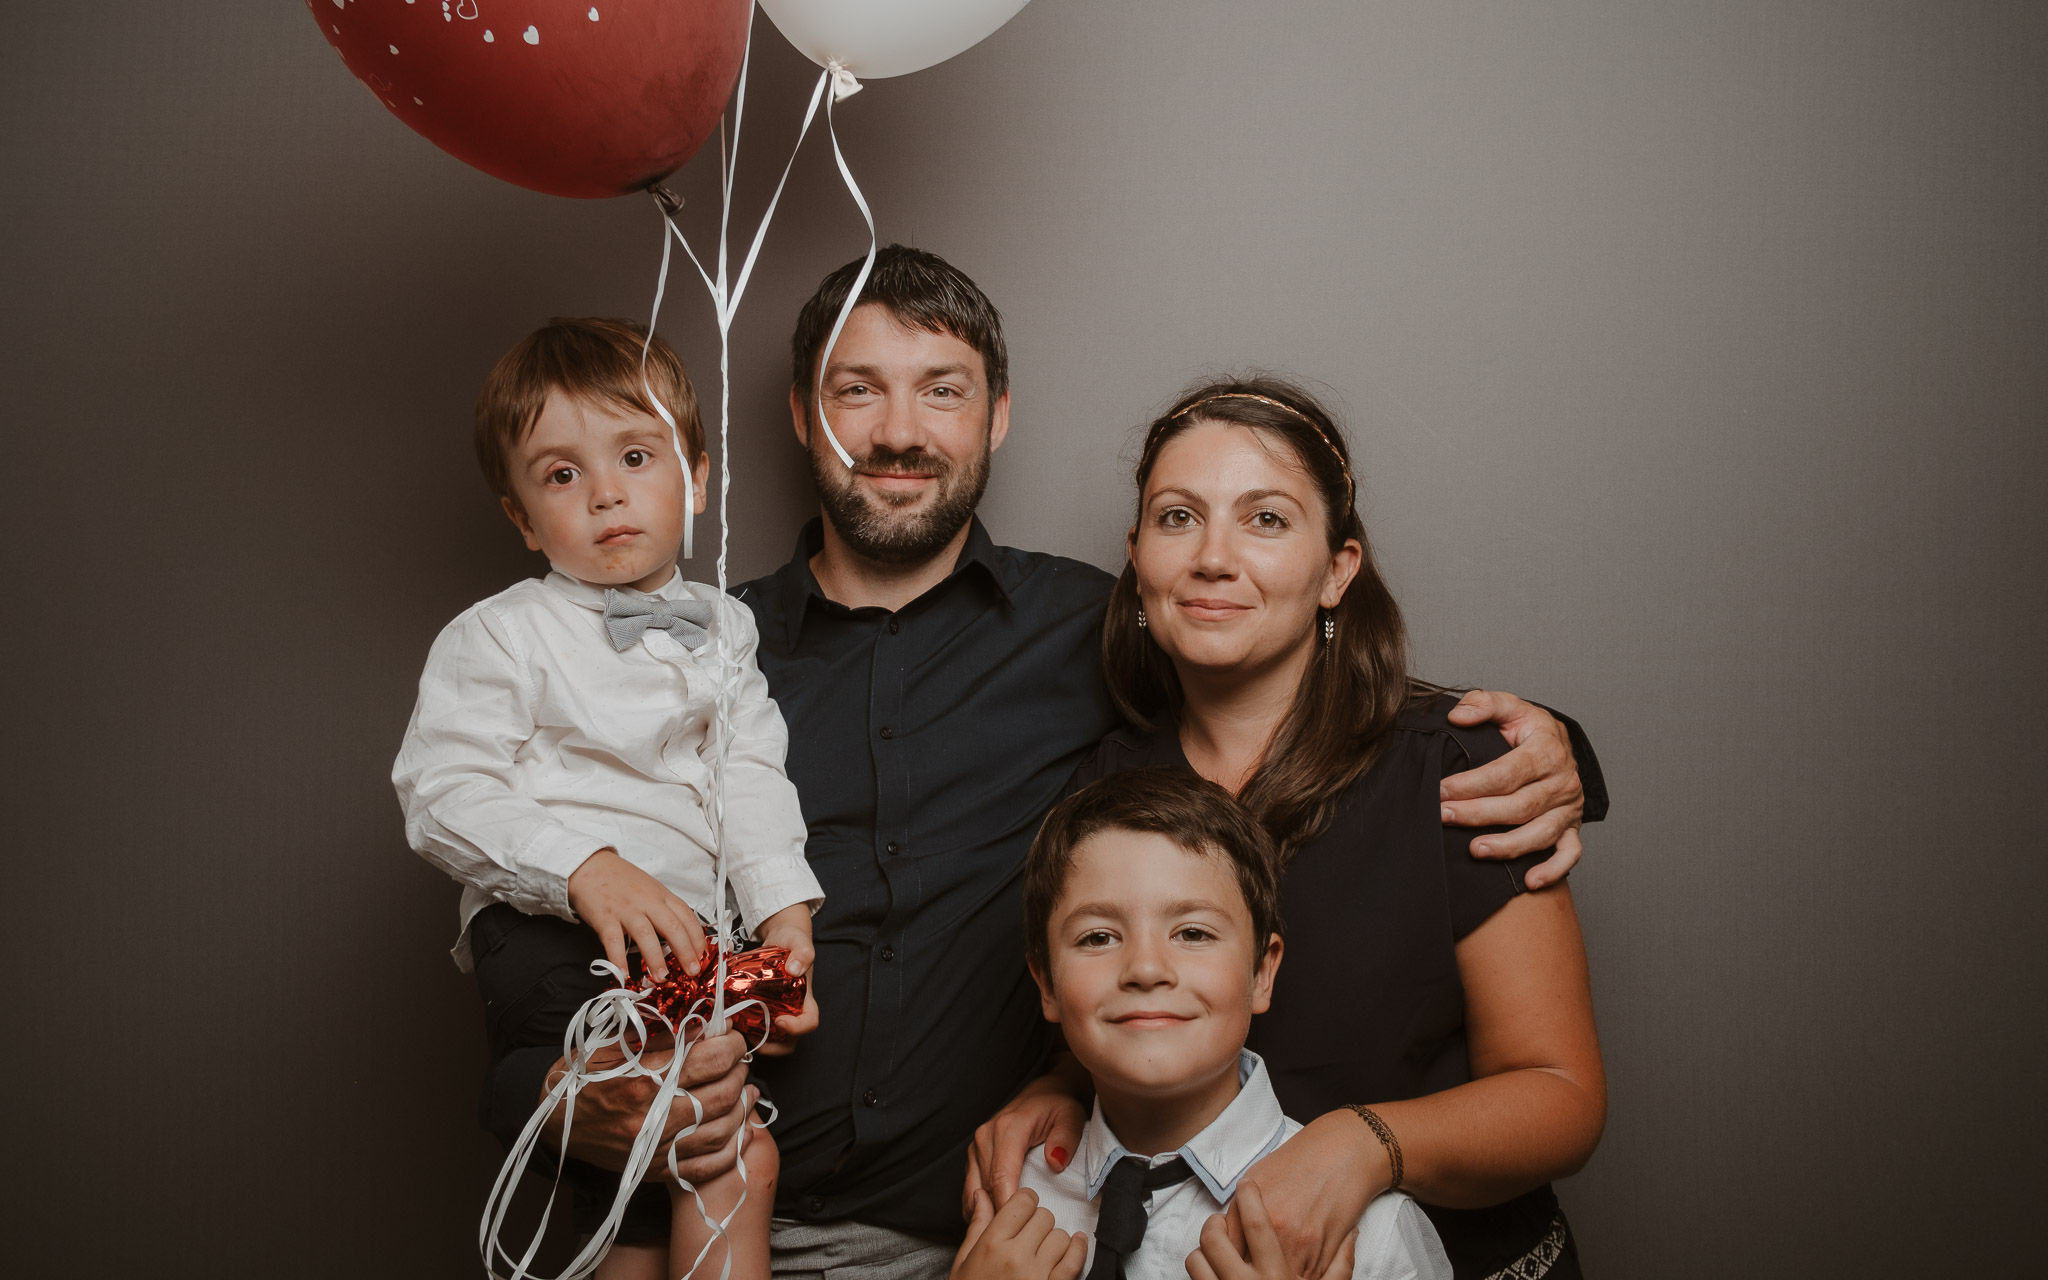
[543,563,692,611]
[765,515,1016,649]
[1079,1051,1290,1204]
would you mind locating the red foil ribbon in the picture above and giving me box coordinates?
[629,944,807,1044]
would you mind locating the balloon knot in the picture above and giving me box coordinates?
[648,184,685,218]
[826,61,863,102]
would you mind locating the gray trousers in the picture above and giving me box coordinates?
[770,1217,955,1280]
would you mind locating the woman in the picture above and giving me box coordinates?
[972,379,1606,1279]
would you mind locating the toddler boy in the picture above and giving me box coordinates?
[953,768,1448,1280]
[393,316,820,1280]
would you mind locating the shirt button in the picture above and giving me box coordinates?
[885,841,900,855]
[806,1196,824,1215]
[887,620,900,634]
[863,1089,881,1108]
[879,726,894,740]
[880,945,896,961]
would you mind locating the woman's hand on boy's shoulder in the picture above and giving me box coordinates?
[1193,1183,1358,1280]
[951,1188,1087,1280]
[965,1058,1091,1216]
[1226,1111,1387,1279]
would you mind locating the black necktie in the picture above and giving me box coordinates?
[1086,1154,1196,1280]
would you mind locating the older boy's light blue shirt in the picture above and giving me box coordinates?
[1018,1051,1451,1280]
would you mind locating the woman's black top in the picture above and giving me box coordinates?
[1072,692,1572,1278]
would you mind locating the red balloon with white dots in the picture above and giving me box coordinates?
[310,0,750,199]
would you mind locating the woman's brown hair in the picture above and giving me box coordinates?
[1102,376,1427,857]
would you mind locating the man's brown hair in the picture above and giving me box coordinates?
[789,245,1009,412]
[474,317,705,504]
[1023,767,1283,978]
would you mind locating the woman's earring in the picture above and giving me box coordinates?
[1322,609,1335,642]
[1137,606,1148,630]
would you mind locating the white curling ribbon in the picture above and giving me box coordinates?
[809,69,877,471]
[478,952,789,1280]
[639,207,694,560]
[667,1071,780,1280]
[653,58,857,470]
[487,972,776,1280]
[482,963,718,1280]
[655,60,866,469]
[826,59,862,101]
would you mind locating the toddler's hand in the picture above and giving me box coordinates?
[753,902,818,1054]
[566,848,707,982]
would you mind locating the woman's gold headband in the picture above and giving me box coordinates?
[1158,392,1355,504]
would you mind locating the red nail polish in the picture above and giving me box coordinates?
[1048,1146,1069,1167]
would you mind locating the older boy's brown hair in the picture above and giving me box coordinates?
[475,317,705,505]
[1024,767,1283,977]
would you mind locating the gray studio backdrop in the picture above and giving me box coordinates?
[3,2,2042,1275]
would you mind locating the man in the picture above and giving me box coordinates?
[480,247,1603,1279]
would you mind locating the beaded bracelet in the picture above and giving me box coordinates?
[1346,1104,1405,1193]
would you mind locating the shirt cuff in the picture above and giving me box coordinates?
[514,824,608,919]
[728,856,825,938]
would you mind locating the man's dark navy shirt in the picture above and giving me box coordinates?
[735,518,1120,1242]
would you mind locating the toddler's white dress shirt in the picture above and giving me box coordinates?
[1017,1052,1451,1280]
[393,567,821,968]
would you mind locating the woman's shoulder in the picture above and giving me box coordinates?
[1071,721,1181,791]
[1392,688,1512,771]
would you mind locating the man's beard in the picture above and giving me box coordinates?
[811,439,991,567]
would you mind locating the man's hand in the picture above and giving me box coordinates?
[964,1060,1091,1217]
[752,902,819,1056]
[1442,690,1586,889]
[542,1028,751,1185]
[951,1188,1087,1280]
[1223,1109,1388,1279]
[1190,1184,1357,1280]
[566,849,708,981]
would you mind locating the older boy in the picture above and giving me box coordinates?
[394,316,822,1280]
[951,768,1450,1280]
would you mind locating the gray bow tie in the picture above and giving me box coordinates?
[602,590,714,652]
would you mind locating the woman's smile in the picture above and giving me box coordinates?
[1176,596,1253,622]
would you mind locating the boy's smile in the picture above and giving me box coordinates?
[501,392,709,591]
[1034,828,1283,1154]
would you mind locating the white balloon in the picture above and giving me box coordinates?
[759,0,1034,81]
